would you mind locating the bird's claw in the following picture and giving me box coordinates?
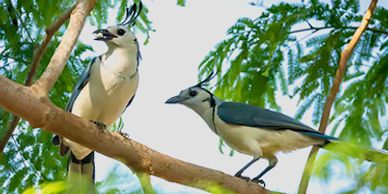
[92,121,107,131]
[235,174,251,181]
[251,178,266,188]
[119,131,130,139]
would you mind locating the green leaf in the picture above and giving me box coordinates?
[177,0,186,7]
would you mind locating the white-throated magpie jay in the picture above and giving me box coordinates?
[52,2,143,181]
[165,71,388,186]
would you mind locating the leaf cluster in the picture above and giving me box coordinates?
[199,0,387,192]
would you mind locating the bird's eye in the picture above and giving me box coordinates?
[117,29,126,36]
[189,90,198,97]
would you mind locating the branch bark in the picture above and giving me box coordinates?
[0,76,270,194]
[33,0,96,96]
[298,0,379,193]
[0,5,75,153]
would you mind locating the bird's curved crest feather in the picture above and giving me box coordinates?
[194,70,218,88]
[119,1,143,27]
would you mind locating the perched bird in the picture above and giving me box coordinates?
[53,2,143,181]
[165,71,388,185]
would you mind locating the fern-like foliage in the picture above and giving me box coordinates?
[199,0,388,192]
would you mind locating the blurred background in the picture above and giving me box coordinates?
[0,0,387,193]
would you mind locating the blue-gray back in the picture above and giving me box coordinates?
[217,102,337,141]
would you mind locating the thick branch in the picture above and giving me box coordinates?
[0,6,75,153]
[34,0,96,95]
[298,0,378,193]
[0,76,270,194]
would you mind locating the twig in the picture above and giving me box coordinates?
[281,30,318,53]
[136,172,156,194]
[1,152,18,174]
[0,5,75,153]
[0,54,28,64]
[26,5,75,86]
[0,117,19,153]
[298,0,379,193]
[4,0,19,32]
[306,21,313,29]
[290,25,387,35]
[13,6,35,43]
[10,136,45,180]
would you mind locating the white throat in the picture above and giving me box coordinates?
[185,101,218,134]
[102,46,138,78]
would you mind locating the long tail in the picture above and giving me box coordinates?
[68,151,95,181]
[53,135,95,180]
[322,140,388,162]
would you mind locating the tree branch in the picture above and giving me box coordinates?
[0,5,75,153]
[26,5,75,86]
[0,76,271,194]
[11,0,35,44]
[0,117,19,153]
[298,0,379,193]
[33,0,96,96]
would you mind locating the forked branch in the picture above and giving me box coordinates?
[33,0,96,95]
[0,5,75,153]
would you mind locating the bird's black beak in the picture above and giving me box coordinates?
[93,29,117,41]
[165,95,185,104]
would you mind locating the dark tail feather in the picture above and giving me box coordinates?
[52,135,69,156]
[68,151,95,182]
[52,135,60,145]
[322,140,388,163]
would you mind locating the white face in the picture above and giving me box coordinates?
[94,25,137,48]
[166,86,213,107]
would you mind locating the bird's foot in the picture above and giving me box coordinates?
[91,121,107,131]
[235,174,251,181]
[251,178,266,188]
[119,131,130,139]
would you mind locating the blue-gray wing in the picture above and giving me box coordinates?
[54,57,98,155]
[123,42,141,112]
[123,95,135,112]
[217,102,337,141]
[66,57,98,112]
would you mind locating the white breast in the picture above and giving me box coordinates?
[71,55,138,125]
[65,50,138,160]
[213,113,323,159]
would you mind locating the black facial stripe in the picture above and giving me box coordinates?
[200,87,216,107]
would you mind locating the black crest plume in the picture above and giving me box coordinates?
[194,70,218,108]
[119,1,143,26]
[194,70,218,88]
